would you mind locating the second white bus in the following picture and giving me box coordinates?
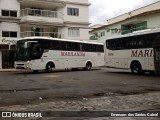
[105,28,160,74]
[15,37,104,73]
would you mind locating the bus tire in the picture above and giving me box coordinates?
[85,62,92,70]
[46,62,54,73]
[130,61,143,74]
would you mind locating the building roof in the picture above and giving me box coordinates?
[90,24,104,29]
[90,1,160,33]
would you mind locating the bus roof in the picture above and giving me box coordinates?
[106,28,160,40]
[18,37,103,45]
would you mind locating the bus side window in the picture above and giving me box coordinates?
[92,45,96,52]
[97,45,104,52]
[106,40,116,50]
[115,39,122,50]
[60,41,67,50]
[120,39,126,50]
[144,34,154,48]
[132,36,142,49]
[66,42,72,51]
[76,43,80,51]
[53,41,59,50]
[80,44,83,51]
[44,40,49,49]
[82,44,86,51]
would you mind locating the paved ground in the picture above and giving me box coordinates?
[0,92,160,120]
[0,68,160,120]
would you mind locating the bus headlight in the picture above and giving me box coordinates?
[26,61,30,68]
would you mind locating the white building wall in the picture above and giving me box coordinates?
[58,27,68,39]
[0,0,89,40]
[0,0,20,17]
[0,22,20,38]
[106,1,160,25]
[0,0,20,38]
[95,12,160,43]
[58,26,90,40]
[58,2,89,40]
[64,4,89,23]
[143,12,160,28]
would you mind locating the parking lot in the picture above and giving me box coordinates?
[0,67,160,119]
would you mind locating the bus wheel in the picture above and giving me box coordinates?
[46,62,54,73]
[85,62,92,70]
[131,62,142,74]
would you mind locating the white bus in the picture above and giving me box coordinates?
[105,28,160,74]
[15,37,104,73]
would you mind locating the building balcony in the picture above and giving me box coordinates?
[121,26,148,35]
[90,36,98,40]
[20,8,64,25]
[20,31,64,38]
[18,0,65,9]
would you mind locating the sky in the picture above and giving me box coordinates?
[89,0,159,25]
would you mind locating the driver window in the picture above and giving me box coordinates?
[32,44,42,57]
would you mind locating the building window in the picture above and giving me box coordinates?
[67,8,79,16]
[101,31,105,37]
[121,21,147,35]
[2,31,17,37]
[111,29,119,34]
[1,10,17,17]
[31,27,43,36]
[68,28,80,37]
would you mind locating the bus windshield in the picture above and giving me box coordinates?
[15,40,43,61]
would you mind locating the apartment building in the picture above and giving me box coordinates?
[90,1,160,43]
[0,0,90,69]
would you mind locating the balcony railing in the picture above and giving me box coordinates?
[90,36,98,40]
[20,31,63,38]
[122,26,148,35]
[20,8,63,19]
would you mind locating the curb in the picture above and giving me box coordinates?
[0,69,21,72]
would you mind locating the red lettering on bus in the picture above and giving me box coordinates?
[61,52,85,56]
[131,49,153,57]
[144,50,149,57]
[150,49,153,57]
[61,52,65,56]
[138,50,143,57]
[131,50,138,57]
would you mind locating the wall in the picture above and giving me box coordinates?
[94,12,160,43]
[0,0,20,17]
[106,2,160,25]
[0,22,20,38]
[63,4,89,23]
[143,13,160,28]
[0,0,20,38]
